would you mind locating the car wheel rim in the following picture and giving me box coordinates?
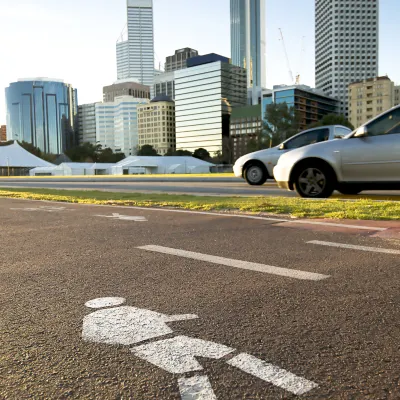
[247,166,262,183]
[298,168,326,196]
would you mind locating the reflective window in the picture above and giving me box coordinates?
[285,128,330,150]
[366,108,400,136]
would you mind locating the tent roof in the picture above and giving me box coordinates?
[117,156,214,168]
[0,142,54,168]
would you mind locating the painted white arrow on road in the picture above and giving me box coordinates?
[131,335,235,374]
[95,213,148,221]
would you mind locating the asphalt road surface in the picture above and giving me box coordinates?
[2,178,400,198]
[2,198,400,399]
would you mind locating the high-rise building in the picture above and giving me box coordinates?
[116,0,155,89]
[230,0,266,90]
[137,95,176,155]
[348,76,394,127]
[5,78,78,154]
[394,85,400,106]
[262,85,339,131]
[78,103,98,145]
[0,125,6,142]
[165,48,199,72]
[95,96,149,156]
[154,71,176,100]
[315,0,379,116]
[103,80,150,102]
[175,54,247,155]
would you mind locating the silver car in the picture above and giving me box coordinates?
[233,125,351,185]
[273,105,400,198]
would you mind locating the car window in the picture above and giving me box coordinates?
[366,108,400,136]
[285,128,330,150]
[335,127,350,137]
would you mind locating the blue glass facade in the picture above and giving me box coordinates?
[230,0,266,88]
[5,79,78,154]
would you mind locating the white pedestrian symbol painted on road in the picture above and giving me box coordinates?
[82,297,318,398]
[95,213,148,222]
[10,206,72,213]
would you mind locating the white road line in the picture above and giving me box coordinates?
[137,245,330,281]
[178,375,217,400]
[308,240,400,255]
[290,220,386,231]
[227,353,318,396]
[5,198,387,231]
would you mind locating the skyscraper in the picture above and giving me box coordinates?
[315,0,379,116]
[116,0,155,88]
[230,0,266,90]
[5,78,78,154]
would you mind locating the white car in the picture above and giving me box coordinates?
[273,105,400,198]
[233,125,351,185]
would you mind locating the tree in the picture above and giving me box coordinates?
[65,142,101,162]
[165,149,192,157]
[264,103,301,147]
[309,114,354,130]
[138,145,159,156]
[19,141,57,163]
[193,148,211,161]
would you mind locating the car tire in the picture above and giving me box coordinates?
[294,162,335,198]
[244,163,268,186]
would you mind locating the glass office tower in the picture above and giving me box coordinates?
[230,0,266,89]
[5,78,77,154]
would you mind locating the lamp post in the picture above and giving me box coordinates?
[6,157,10,177]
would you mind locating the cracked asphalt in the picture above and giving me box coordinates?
[1,198,400,399]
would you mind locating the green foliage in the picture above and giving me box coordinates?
[65,143,125,163]
[165,149,192,156]
[138,145,159,156]
[264,103,301,146]
[193,148,211,161]
[309,114,355,130]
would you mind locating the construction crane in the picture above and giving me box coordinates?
[278,28,294,84]
[295,36,306,85]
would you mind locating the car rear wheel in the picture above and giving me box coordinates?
[294,164,335,198]
[244,164,268,186]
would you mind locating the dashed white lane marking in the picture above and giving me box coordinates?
[85,297,126,308]
[308,240,400,255]
[95,213,148,221]
[137,245,330,281]
[6,198,388,231]
[178,375,217,400]
[227,353,318,396]
[132,335,235,374]
[10,206,72,213]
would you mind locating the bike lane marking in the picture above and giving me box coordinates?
[137,245,330,281]
[308,240,400,255]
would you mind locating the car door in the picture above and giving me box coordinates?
[341,107,400,182]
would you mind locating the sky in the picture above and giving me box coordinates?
[0,0,399,125]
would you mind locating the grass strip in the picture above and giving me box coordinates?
[0,187,399,220]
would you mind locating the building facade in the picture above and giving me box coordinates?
[78,103,98,145]
[0,125,6,142]
[95,96,149,156]
[230,0,266,90]
[165,48,199,72]
[116,0,155,89]
[137,95,175,155]
[5,78,78,154]
[348,76,395,127]
[103,80,150,102]
[230,104,262,160]
[315,0,379,116]
[395,85,400,106]
[262,85,339,131]
[154,71,176,100]
[175,54,247,155]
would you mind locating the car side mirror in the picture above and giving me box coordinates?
[354,126,368,138]
[279,143,286,150]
